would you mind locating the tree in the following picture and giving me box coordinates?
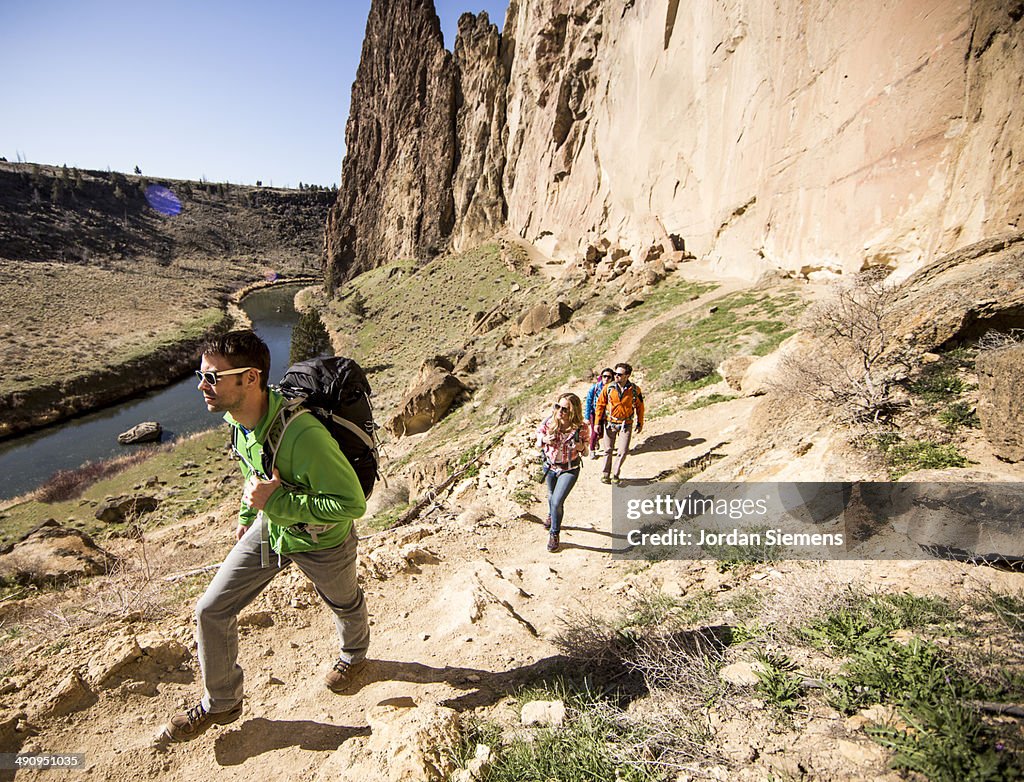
[134,165,142,175]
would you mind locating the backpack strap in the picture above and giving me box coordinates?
[325,411,375,450]
[263,400,309,483]
[230,401,309,566]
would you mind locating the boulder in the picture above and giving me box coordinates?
[317,697,461,782]
[36,672,97,719]
[976,344,1024,462]
[415,355,456,383]
[94,494,160,523]
[452,744,492,782]
[87,633,189,689]
[387,368,469,437]
[513,301,573,337]
[87,635,144,688]
[719,660,765,687]
[453,351,479,375]
[891,233,1024,349]
[719,356,758,391]
[117,421,162,445]
[0,520,115,587]
[520,700,566,727]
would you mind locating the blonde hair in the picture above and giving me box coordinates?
[553,392,584,430]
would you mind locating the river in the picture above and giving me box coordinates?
[0,285,316,502]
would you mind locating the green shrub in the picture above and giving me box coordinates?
[830,639,1018,781]
[804,590,1021,780]
[800,591,956,655]
[910,366,968,402]
[753,650,805,714]
[455,686,665,782]
[879,437,970,479]
[869,700,1019,782]
[938,401,980,432]
[662,348,722,387]
[686,393,739,410]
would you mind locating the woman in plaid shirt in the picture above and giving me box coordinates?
[536,392,589,552]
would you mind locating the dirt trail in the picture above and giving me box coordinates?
[11,269,757,782]
[11,269,1022,782]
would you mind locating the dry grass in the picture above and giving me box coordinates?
[34,447,171,502]
[3,521,179,647]
[0,259,228,396]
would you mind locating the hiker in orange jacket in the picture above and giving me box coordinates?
[595,362,644,485]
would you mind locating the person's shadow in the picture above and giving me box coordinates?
[214,720,370,764]
[630,430,705,454]
[212,655,584,763]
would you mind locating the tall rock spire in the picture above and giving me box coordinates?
[325,0,457,292]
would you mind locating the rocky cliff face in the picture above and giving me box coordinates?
[325,0,1024,289]
[324,0,457,292]
[451,12,509,252]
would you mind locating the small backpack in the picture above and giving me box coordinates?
[233,356,380,499]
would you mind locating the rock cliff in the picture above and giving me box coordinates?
[323,0,457,291]
[325,0,1024,290]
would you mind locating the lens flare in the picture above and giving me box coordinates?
[144,184,182,216]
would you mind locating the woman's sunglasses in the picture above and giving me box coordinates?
[553,402,571,413]
[195,366,258,386]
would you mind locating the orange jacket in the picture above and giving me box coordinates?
[596,382,644,429]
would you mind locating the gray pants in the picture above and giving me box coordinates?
[196,523,369,713]
[602,422,633,478]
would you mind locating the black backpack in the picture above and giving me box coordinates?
[233,356,379,499]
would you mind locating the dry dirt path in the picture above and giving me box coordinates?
[17,273,739,779]
[13,271,765,781]
[30,269,1020,781]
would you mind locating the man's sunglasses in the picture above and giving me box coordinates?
[195,366,258,386]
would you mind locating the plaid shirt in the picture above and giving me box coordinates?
[537,416,585,466]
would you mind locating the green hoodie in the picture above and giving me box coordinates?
[227,388,366,554]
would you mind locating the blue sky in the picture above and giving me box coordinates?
[1,0,508,188]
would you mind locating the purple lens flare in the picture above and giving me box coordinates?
[144,184,182,216]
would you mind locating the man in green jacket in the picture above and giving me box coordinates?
[160,330,370,743]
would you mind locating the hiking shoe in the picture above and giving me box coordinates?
[161,702,242,743]
[590,452,600,460]
[601,474,611,484]
[611,475,621,485]
[325,657,366,693]
[543,515,551,530]
[547,533,560,552]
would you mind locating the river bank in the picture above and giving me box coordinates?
[0,276,320,440]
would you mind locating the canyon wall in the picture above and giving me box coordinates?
[325,0,1024,289]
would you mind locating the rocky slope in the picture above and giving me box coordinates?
[0,163,333,270]
[325,0,1024,289]
[2,254,1022,779]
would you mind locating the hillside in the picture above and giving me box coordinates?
[0,162,332,438]
[1,235,1022,780]
[1,0,1023,776]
